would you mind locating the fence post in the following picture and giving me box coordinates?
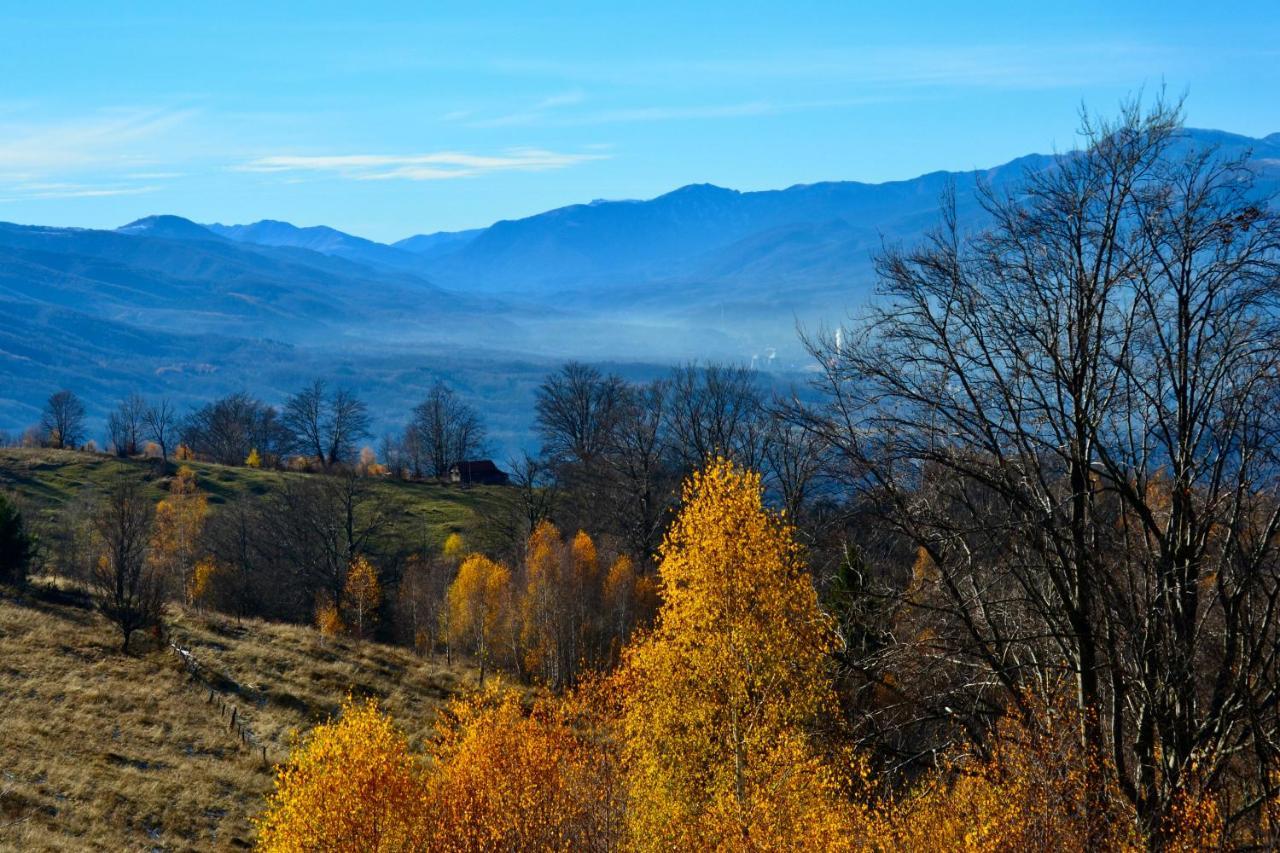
[230,707,237,730]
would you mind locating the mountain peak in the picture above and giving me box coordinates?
[660,183,738,200]
[117,215,224,241]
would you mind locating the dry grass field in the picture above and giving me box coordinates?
[0,579,474,851]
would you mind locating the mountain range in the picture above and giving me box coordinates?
[1,127,1277,451]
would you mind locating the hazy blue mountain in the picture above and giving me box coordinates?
[206,219,429,274]
[393,228,483,259]
[117,215,227,242]
[2,127,1277,450]
[405,129,1280,306]
[0,217,494,343]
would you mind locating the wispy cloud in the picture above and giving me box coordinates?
[0,181,160,202]
[0,108,191,202]
[234,147,608,181]
[465,90,588,128]
[459,94,893,129]
[0,108,194,179]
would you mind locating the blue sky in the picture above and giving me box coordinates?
[2,2,1277,241]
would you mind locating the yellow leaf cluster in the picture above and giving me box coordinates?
[314,597,345,638]
[149,465,209,605]
[343,555,382,639]
[256,697,425,852]
[617,458,851,850]
[446,554,514,683]
[441,531,466,563]
[422,683,620,851]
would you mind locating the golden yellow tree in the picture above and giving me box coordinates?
[602,553,638,661]
[148,465,208,605]
[315,595,345,637]
[189,557,220,610]
[245,447,262,468]
[256,696,427,851]
[343,555,381,639]
[568,529,602,670]
[442,531,466,563]
[422,682,621,851]
[521,520,567,685]
[446,554,513,684]
[617,458,851,850]
[357,446,387,477]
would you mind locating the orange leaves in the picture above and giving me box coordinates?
[258,688,619,852]
[423,684,621,851]
[314,597,344,637]
[872,692,1143,852]
[261,458,1251,849]
[519,523,619,688]
[256,697,425,852]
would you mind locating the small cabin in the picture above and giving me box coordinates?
[448,459,509,486]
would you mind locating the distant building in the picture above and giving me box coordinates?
[448,459,509,486]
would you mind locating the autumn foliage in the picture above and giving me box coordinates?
[258,459,1258,850]
[256,697,424,851]
[148,465,208,605]
[616,459,852,850]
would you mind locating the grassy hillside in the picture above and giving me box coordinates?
[0,579,475,850]
[0,447,515,555]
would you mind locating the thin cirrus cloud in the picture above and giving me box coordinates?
[234,147,609,181]
[0,109,194,177]
[0,181,160,204]
[0,108,191,202]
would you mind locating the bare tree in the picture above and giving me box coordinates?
[603,380,678,559]
[143,397,178,464]
[501,452,559,544]
[326,389,371,467]
[182,392,290,466]
[257,471,396,617]
[106,394,147,457]
[534,362,625,466]
[410,381,486,478]
[802,98,1280,839]
[90,476,164,652]
[283,380,371,469]
[763,399,831,523]
[203,494,264,621]
[283,379,327,466]
[667,362,770,473]
[41,389,86,449]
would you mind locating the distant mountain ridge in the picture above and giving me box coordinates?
[1,126,1277,448]
[206,219,430,274]
[205,128,1280,305]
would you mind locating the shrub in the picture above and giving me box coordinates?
[0,493,34,584]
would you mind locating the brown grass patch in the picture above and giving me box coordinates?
[0,579,474,850]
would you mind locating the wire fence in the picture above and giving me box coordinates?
[169,639,273,769]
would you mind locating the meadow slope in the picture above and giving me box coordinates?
[0,582,475,850]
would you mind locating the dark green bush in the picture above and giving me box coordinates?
[0,493,34,584]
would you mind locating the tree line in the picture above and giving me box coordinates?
[19,378,489,477]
